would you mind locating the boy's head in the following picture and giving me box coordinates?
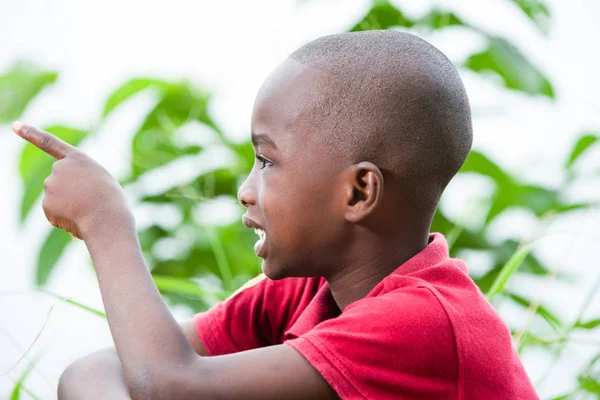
[239,30,472,280]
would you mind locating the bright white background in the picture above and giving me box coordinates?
[0,0,599,398]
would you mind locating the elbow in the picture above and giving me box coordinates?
[126,369,157,400]
[127,368,187,400]
[127,359,208,400]
[57,347,131,400]
[57,357,93,400]
[57,363,76,400]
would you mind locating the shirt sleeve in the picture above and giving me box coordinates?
[285,286,459,400]
[194,275,323,356]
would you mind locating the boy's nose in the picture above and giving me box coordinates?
[237,178,257,208]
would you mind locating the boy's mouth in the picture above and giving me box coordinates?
[242,216,267,257]
[254,228,266,241]
[253,228,267,257]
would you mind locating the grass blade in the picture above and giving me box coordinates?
[10,356,39,400]
[486,246,530,300]
[38,289,106,318]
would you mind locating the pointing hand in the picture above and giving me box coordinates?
[12,122,132,240]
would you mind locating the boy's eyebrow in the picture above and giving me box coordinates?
[251,133,277,150]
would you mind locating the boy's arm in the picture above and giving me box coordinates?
[58,347,337,400]
[57,320,207,400]
[81,216,335,399]
[14,124,337,399]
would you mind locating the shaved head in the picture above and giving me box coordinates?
[288,30,472,213]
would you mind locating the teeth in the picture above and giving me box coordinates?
[254,228,266,241]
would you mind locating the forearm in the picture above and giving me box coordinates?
[82,213,196,388]
[58,348,131,400]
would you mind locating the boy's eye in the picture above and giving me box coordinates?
[256,154,273,170]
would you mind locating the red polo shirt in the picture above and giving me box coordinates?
[194,233,539,399]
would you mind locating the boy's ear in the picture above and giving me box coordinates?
[343,162,384,223]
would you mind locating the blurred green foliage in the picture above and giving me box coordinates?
[3,0,600,398]
[0,62,56,124]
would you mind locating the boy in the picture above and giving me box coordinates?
[14,30,538,399]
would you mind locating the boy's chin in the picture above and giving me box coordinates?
[261,259,280,280]
[261,258,314,280]
[261,259,290,280]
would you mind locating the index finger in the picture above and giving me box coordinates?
[12,121,75,160]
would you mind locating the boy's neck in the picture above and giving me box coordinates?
[326,229,430,311]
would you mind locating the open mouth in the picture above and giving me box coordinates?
[253,227,267,257]
[254,228,266,241]
[243,216,267,257]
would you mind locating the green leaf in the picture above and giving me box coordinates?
[415,9,466,30]
[509,0,551,35]
[515,185,559,217]
[459,152,572,221]
[36,228,72,287]
[152,274,220,299]
[566,133,598,170]
[474,239,569,293]
[430,209,490,251]
[520,332,566,346]
[459,151,519,222]
[350,0,414,31]
[460,151,513,189]
[153,274,227,311]
[0,61,57,123]
[505,292,562,327]
[105,79,229,182]
[486,245,531,299]
[578,374,600,394]
[38,289,106,318]
[575,319,600,330]
[554,202,593,214]
[20,160,53,224]
[464,37,554,98]
[141,168,240,204]
[102,78,170,117]
[129,82,217,179]
[520,252,557,277]
[19,126,87,222]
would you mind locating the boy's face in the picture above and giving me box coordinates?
[238,59,349,279]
